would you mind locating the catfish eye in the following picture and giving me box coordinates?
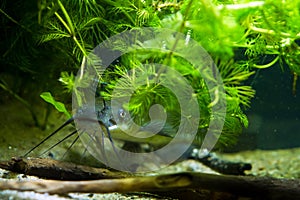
[118,109,126,118]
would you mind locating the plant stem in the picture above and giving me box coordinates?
[250,25,293,38]
[57,0,75,36]
[0,82,40,127]
[0,8,32,33]
[253,55,279,69]
[54,12,72,35]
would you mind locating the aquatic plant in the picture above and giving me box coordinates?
[0,0,299,150]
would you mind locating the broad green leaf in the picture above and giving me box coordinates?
[40,92,71,118]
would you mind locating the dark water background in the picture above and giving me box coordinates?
[234,64,300,151]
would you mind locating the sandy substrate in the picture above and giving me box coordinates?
[219,148,300,179]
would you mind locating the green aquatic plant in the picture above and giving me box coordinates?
[0,0,299,151]
[230,0,300,93]
[40,92,71,118]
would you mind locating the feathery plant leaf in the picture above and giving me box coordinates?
[39,33,70,43]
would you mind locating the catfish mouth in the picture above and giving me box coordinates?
[109,118,117,126]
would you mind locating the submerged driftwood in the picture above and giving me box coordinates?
[0,157,299,200]
[0,157,130,180]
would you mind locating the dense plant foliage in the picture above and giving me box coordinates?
[1,0,299,149]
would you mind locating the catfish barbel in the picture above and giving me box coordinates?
[24,102,251,174]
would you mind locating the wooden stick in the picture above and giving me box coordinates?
[0,157,130,180]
